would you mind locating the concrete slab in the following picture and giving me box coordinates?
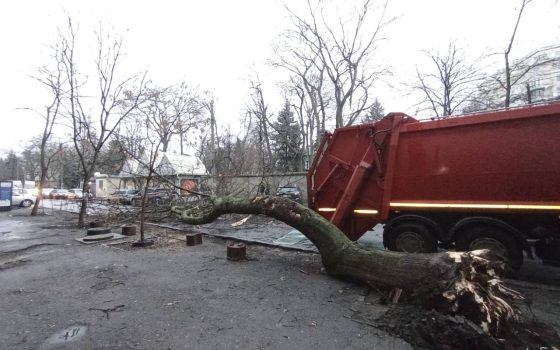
[75,233,127,245]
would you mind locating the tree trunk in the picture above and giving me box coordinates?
[31,172,47,216]
[171,195,523,337]
[139,171,153,241]
[505,53,511,107]
[77,168,94,226]
[179,131,184,155]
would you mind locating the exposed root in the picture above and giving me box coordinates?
[376,304,560,350]
[429,250,524,336]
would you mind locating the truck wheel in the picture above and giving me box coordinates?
[455,226,523,269]
[385,222,438,253]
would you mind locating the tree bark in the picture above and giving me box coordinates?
[171,195,523,337]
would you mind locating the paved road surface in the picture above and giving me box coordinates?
[0,209,412,350]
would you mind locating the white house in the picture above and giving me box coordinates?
[93,152,207,198]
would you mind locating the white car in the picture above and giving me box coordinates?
[68,188,91,199]
[12,188,36,207]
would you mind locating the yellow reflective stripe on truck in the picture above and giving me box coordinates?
[318,208,379,214]
[390,202,560,210]
[353,209,379,214]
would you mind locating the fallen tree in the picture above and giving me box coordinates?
[171,194,558,347]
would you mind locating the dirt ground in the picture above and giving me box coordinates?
[1,208,560,349]
[0,209,411,350]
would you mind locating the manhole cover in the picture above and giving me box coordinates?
[83,233,114,242]
[43,324,87,347]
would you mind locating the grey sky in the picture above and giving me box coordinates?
[1,0,558,155]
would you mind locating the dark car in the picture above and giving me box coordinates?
[49,189,70,199]
[108,189,140,205]
[132,188,174,206]
[276,184,303,203]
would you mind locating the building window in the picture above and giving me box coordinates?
[529,79,542,88]
[532,89,544,101]
[536,53,548,62]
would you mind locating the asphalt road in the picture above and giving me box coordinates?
[0,209,412,350]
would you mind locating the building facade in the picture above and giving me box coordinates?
[511,44,560,104]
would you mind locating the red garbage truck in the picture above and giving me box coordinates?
[307,103,560,268]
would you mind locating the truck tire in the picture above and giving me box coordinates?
[455,226,523,269]
[385,222,438,253]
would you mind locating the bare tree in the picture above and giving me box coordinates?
[279,0,392,128]
[247,79,274,174]
[502,0,532,107]
[413,44,479,118]
[59,18,146,226]
[273,39,328,150]
[175,84,204,155]
[135,83,202,153]
[28,46,65,215]
[478,0,553,108]
[465,0,557,112]
[199,93,219,175]
[119,119,162,245]
[284,79,315,169]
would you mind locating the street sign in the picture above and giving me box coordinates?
[0,181,12,211]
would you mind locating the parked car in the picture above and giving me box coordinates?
[132,188,174,206]
[108,189,140,205]
[12,188,36,207]
[276,184,303,203]
[67,189,90,200]
[49,189,70,199]
[40,188,55,198]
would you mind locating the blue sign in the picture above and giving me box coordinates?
[0,181,12,210]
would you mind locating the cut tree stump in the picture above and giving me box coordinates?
[186,234,198,246]
[121,225,136,236]
[89,221,105,228]
[227,242,247,261]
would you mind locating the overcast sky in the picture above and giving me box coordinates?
[1,0,559,155]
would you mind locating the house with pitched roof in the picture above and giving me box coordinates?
[94,152,207,198]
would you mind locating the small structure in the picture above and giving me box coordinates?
[93,173,121,199]
[155,152,207,195]
[94,152,207,197]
